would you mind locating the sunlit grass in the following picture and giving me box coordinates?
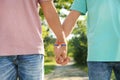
[44,57,56,74]
[111,71,116,80]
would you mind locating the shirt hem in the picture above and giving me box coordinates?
[0,50,44,56]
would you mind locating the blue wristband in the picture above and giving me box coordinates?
[61,44,66,46]
[54,43,66,47]
[54,44,59,46]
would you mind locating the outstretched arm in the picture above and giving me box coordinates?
[39,0,69,65]
[40,1,65,42]
[62,10,81,37]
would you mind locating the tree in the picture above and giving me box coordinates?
[69,19,87,65]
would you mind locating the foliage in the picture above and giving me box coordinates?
[42,27,56,74]
[42,26,56,60]
[44,35,55,56]
[69,19,87,65]
[44,61,56,74]
[54,0,73,14]
[39,0,73,19]
[42,25,49,39]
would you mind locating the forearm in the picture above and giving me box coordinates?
[62,10,80,37]
[40,1,65,42]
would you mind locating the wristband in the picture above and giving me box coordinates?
[61,43,67,46]
[54,42,66,47]
[54,43,66,47]
[57,42,66,45]
[54,44,59,46]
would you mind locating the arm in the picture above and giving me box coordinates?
[62,10,81,37]
[40,1,69,65]
[54,10,81,65]
[40,1,66,42]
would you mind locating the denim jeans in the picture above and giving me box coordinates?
[88,62,120,80]
[0,54,44,80]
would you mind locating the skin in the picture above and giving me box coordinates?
[60,10,81,65]
[40,1,69,65]
[40,1,81,65]
[62,10,81,38]
[40,1,65,42]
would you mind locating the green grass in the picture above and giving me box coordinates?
[111,71,116,80]
[44,57,56,74]
[73,63,88,73]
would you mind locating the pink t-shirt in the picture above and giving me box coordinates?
[0,0,46,56]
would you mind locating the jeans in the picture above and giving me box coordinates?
[88,62,120,80]
[0,54,44,80]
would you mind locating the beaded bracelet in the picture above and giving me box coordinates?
[54,43,66,47]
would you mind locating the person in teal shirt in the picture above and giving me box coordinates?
[61,0,120,80]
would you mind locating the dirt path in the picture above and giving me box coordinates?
[45,61,89,80]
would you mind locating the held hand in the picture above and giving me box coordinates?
[54,41,70,65]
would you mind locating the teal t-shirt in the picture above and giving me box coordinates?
[71,0,120,61]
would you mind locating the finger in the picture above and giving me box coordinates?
[56,57,67,65]
[60,46,67,59]
[61,57,70,66]
[56,60,61,64]
[55,46,67,64]
[61,49,67,59]
[56,59,63,64]
[56,56,63,64]
[54,46,62,59]
[55,51,62,60]
[56,57,70,65]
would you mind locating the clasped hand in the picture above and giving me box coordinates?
[54,40,70,65]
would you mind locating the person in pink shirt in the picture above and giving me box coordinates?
[0,0,69,80]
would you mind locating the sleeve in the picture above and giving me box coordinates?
[70,0,87,15]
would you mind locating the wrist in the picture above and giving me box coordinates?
[56,39,67,44]
[56,31,66,42]
[54,40,67,47]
